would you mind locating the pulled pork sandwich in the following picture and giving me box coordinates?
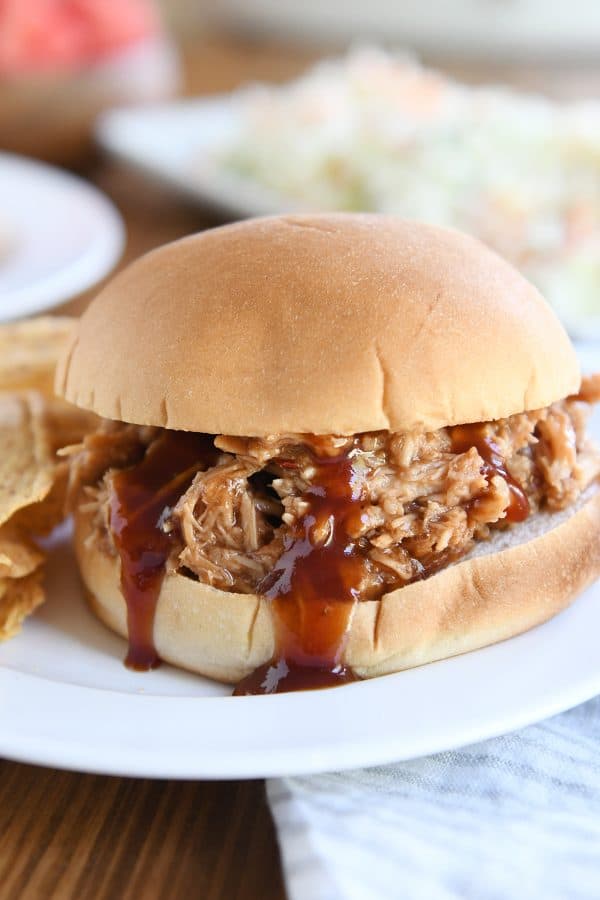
[56,214,600,694]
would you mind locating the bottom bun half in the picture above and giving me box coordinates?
[74,491,600,684]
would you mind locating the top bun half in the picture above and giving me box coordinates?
[56,215,579,435]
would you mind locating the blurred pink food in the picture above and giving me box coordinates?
[0,0,160,75]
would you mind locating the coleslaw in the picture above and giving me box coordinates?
[207,48,600,334]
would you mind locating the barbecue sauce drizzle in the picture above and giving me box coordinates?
[108,425,529,691]
[449,424,529,523]
[109,432,218,670]
[233,443,368,695]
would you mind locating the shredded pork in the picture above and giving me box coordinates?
[67,376,600,599]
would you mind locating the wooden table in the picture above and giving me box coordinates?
[2,31,599,899]
[0,764,284,899]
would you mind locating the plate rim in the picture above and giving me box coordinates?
[2,610,600,780]
[96,96,302,221]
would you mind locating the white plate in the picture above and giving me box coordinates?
[96,99,600,342]
[0,153,124,321]
[0,350,599,779]
[1,524,600,780]
[97,97,294,221]
[214,1,600,60]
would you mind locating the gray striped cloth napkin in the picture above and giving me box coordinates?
[267,697,600,900]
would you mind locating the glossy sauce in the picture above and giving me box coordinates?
[449,423,529,523]
[109,432,217,670]
[108,422,530,693]
[233,445,367,695]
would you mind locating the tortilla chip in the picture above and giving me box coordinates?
[11,461,70,537]
[0,571,44,641]
[0,317,101,640]
[0,522,45,578]
[0,316,75,396]
[0,392,55,527]
[9,399,98,535]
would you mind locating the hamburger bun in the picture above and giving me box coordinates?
[74,490,600,683]
[59,214,596,687]
[56,214,579,436]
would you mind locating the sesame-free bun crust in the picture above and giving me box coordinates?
[74,490,600,683]
[57,215,579,435]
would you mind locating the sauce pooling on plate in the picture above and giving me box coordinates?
[109,432,217,670]
[233,443,368,695]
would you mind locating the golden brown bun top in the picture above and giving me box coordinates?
[56,214,579,434]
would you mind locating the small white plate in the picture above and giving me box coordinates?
[0,153,124,321]
[0,368,599,780]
